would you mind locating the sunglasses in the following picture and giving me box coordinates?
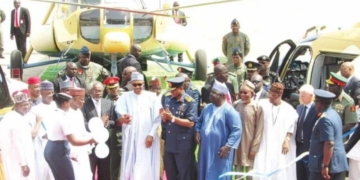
[132,83,143,87]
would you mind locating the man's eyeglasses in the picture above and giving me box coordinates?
[252,81,261,84]
[132,83,143,87]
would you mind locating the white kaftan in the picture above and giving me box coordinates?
[28,102,56,180]
[0,111,37,180]
[253,100,298,180]
[67,108,93,180]
[115,91,161,180]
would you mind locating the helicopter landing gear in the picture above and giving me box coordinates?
[10,50,24,81]
[194,49,207,81]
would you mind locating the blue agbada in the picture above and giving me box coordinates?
[195,103,242,180]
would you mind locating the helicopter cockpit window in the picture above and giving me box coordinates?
[79,9,100,44]
[103,10,130,28]
[133,14,153,44]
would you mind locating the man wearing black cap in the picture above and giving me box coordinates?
[74,46,110,94]
[222,18,250,65]
[161,77,197,180]
[308,89,348,180]
[257,55,281,91]
[244,61,261,80]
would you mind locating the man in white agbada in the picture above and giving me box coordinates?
[67,88,93,180]
[0,89,37,180]
[115,72,161,180]
[253,82,298,180]
[28,80,56,180]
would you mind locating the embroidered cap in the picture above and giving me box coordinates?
[131,72,144,81]
[212,81,229,95]
[69,88,85,96]
[40,80,54,90]
[167,77,185,90]
[241,80,255,91]
[326,72,348,87]
[270,82,284,94]
[12,89,30,104]
[149,77,161,86]
[27,76,41,85]
[59,80,72,90]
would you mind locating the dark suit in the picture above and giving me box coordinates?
[117,54,142,76]
[295,103,318,180]
[82,98,115,180]
[344,75,360,104]
[10,7,31,58]
[172,10,187,26]
[255,89,268,100]
[53,74,85,93]
[345,121,360,153]
[201,80,235,104]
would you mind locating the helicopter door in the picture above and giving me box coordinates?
[53,14,78,43]
[269,39,296,76]
[154,16,168,41]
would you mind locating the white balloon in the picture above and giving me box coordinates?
[92,128,109,143]
[95,143,109,159]
[88,117,103,132]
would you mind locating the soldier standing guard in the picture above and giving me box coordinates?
[227,48,247,87]
[161,77,197,180]
[103,76,123,180]
[326,72,358,133]
[75,46,110,94]
[257,55,281,91]
[222,18,250,64]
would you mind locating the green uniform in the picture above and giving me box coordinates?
[75,61,110,93]
[205,72,239,94]
[227,63,247,87]
[0,9,5,55]
[222,32,250,65]
[262,69,281,91]
[331,91,358,125]
[106,93,122,180]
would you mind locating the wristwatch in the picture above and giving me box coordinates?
[171,116,175,123]
[321,163,329,168]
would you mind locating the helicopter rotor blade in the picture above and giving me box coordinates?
[151,0,241,13]
[26,0,187,18]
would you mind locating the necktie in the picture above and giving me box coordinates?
[15,9,19,28]
[253,94,257,100]
[296,106,307,143]
[70,77,74,87]
[225,93,232,105]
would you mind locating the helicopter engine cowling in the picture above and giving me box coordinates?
[30,24,59,54]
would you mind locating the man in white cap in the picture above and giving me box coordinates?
[233,80,264,180]
[28,80,56,180]
[0,89,37,180]
[195,81,242,180]
[115,72,162,180]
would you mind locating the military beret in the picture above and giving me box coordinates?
[28,76,41,85]
[40,80,54,90]
[167,77,185,90]
[257,55,270,62]
[314,89,335,102]
[177,67,194,78]
[103,77,120,88]
[231,18,239,26]
[326,72,348,87]
[245,61,262,71]
[80,46,90,55]
[213,57,228,65]
[232,48,243,57]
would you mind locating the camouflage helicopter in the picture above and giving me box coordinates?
[9,0,240,87]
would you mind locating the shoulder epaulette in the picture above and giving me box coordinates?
[343,93,355,103]
[185,95,193,102]
[269,71,278,76]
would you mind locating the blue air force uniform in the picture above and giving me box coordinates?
[308,89,348,180]
[177,67,201,116]
[161,77,197,180]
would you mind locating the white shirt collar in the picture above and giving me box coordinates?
[304,101,313,109]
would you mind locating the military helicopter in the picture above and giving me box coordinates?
[9,0,240,83]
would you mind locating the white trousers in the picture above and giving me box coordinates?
[349,159,360,180]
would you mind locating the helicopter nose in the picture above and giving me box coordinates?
[103,32,130,54]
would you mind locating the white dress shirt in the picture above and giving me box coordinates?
[92,98,101,117]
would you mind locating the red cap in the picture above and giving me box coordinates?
[103,76,120,88]
[27,76,41,85]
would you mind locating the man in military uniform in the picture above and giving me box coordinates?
[244,60,261,80]
[257,55,281,91]
[326,72,358,133]
[74,46,110,94]
[0,8,5,58]
[222,18,250,65]
[308,89,348,180]
[227,48,247,88]
[206,57,239,98]
[103,76,122,180]
[161,77,197,180]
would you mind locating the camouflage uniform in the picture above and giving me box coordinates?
[227,63,247,87]
[222,32,250,65]
[205,72,239,95]
[75,61,110,93]
[262,69,281,91]
[331,91,358,126]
